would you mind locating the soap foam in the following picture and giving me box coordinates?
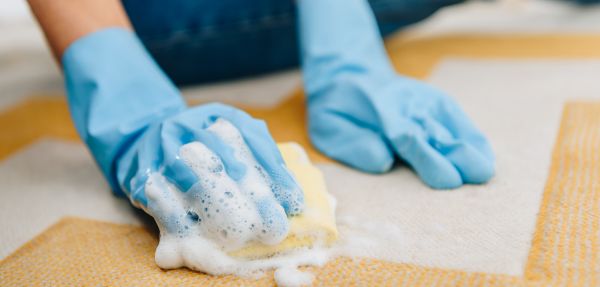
[274,266,315,287]
[141,119,334,285]
[205,119,290,245]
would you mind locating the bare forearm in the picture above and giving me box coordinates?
[28,0,132,61]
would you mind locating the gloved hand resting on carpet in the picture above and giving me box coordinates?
[63,28,304,272]
[298,0,495,189]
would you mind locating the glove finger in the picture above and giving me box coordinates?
[122,124,196,234]
[206,119,290,244]
[144,173,188,234]
[435,98,495,162]
[200,103,304,216]
[190,128,247,182]
[418,118,495,184]
[253,197,290,245]
[387,120,462,189]
[160,122,200,193]
[117,123,163,205]
[242,119,305,216]
[309,109,394,173]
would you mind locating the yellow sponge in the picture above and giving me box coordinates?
[228,143,338,258]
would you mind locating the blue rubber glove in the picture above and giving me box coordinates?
[298,0,495,189]
[62,29,303,250]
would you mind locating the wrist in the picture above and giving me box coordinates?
[63,28,186,194]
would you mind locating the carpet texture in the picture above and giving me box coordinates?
[1,102,599,286]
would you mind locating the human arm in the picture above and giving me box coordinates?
[28,0,131,61]
[28,0,304,273]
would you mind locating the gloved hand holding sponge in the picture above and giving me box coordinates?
[61,0,494,276]
[63,28,310,273]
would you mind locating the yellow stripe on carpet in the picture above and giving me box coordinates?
[386,35,600,79]
[1,101,599,286]
[0,217,522,286]
[524,102,600,287]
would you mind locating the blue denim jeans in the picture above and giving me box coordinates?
[122,0,463,85]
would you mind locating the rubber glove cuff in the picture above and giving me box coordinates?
[62,28,186,195]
